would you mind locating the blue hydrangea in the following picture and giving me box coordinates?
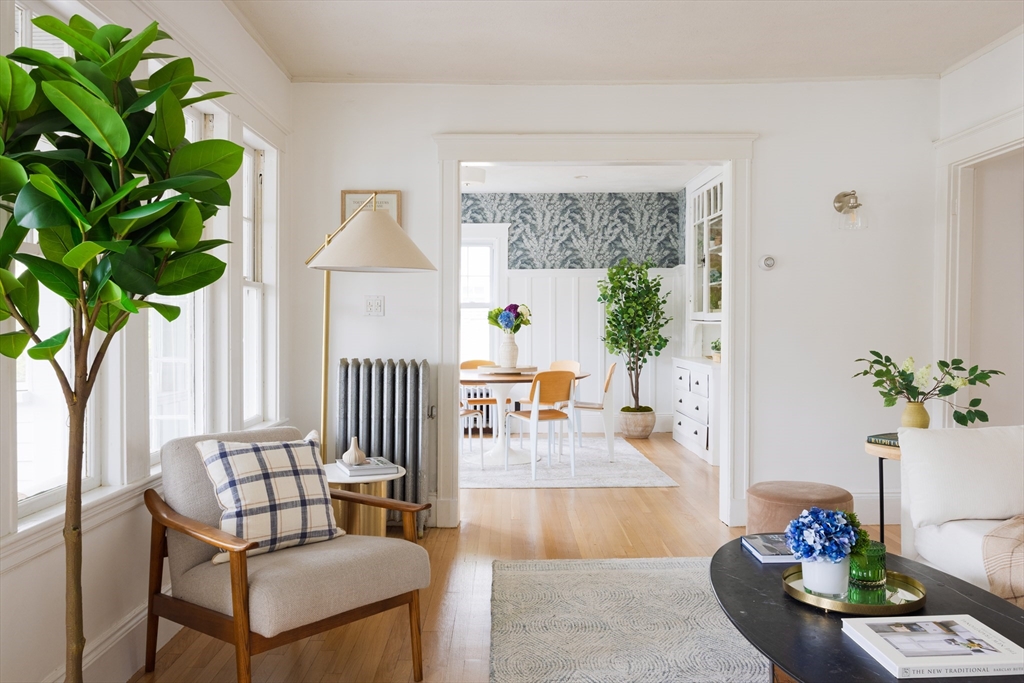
[498,310,515,330]
[784,507,860,563]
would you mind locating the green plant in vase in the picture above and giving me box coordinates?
[1,16,239,681]
[853,352,1003,428]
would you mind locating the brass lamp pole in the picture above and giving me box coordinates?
[305,193,436,459]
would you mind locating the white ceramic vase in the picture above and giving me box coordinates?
[499,333,518,369]
[342,437,366,466]
[802,556,850,599]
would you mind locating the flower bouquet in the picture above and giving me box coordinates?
[488,304,531,367]
[786,507,869,598]
[854,352,1003,427]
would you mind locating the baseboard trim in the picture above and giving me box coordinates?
[851,492,901,526]
[432,496,460,528]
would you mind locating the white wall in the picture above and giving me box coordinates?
[285,79,939,523]
[970,148,1024,426]
[0,1,291,681]
[940,32,1024,139]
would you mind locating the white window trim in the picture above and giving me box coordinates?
[461,223,510,361]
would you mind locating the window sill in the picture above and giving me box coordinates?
[0,470,163,575]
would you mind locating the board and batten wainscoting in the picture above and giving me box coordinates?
[503,268,686,432]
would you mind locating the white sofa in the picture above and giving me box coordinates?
[899,425,1024,591]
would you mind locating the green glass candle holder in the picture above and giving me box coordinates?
[847,583,890,605]
[850,541,886,588]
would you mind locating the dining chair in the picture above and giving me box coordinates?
[548,360,581,450]
[461,359,516,449]
[504,371,576,480]
[573,362,617,461]
[460,401,485,465]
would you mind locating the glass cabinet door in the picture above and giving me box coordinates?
[708,214,722,315]
[690,177,724,321]
[693,194,705,317]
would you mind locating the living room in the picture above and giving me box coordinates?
[0,1,1022,682]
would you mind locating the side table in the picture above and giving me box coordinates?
[325,463,406,536]
[865,433,901,543]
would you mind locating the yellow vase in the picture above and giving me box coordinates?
[901,401,930,429]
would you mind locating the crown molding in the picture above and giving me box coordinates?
[941,24,1024,78]
[221,0,293,81]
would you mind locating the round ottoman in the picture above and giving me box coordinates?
[746,481,854,535]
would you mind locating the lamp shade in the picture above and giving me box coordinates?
[308,210,436,272]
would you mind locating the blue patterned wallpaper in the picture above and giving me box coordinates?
[461,192,685,269]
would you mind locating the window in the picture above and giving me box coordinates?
[241,144,266,426]
[460,242,497,363]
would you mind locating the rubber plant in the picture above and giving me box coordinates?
[0,15,239,682]
[596,258,671,411]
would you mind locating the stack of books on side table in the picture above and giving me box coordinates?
[843,615,1024,679]
[336,457,399,477]
[741,533,797,564]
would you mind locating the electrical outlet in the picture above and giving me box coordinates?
[365,295,385,316]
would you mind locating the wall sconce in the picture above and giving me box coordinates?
[461,166,486,187]
[833,190,868,230]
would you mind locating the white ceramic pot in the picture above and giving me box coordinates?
[801,556,850,599]
[619,410,656,439]
[498,333,518,368]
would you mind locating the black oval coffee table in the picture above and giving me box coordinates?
[710,538,1024,682]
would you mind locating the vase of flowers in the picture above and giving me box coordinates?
[488,304,531,368]
[854,352,1003,428]
[786,507,869,599]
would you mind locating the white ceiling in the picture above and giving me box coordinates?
[225,1,1023,83]
[459,163,710,194]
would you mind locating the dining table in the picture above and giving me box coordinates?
[459,368,590,466]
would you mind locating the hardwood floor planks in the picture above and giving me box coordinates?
[130,433,900,683]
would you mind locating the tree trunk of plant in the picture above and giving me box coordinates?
[64,398,87,683]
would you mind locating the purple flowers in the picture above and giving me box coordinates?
[504,304,519,317]
[785,507,862,563]
[488,304,532,334]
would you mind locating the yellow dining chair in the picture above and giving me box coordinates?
[548,360,581,450]
[462,359,516,453]
[573,363,617,460]
[459,401,485,465]
[505,371,576,480]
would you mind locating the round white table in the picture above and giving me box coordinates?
[325,463,406,536]
[459,370,589,467]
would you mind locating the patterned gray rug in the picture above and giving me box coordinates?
[490,558,768,683]
[460,436,678,489]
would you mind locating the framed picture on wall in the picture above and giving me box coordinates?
[341,190,402,226]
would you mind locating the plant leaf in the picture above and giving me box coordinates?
[0,55,37,116]
[137,300,180,322]
[13,182,71,230]
[62,241,106,270]
[952,410,969,427]
[0,268,23,296]
[108,195,186,235]
[167,238,230,260]
[108,246,157,295]
[166,201,204,251]
[156,252,225,295]
[92,25,132,54]
[84,176,145,225]
[27,327,70,360]
[10,267,40,330]
[969,397,982,408]
[974,410,989,423]
[31,16,110,64]
[168,139,244,179]
[68,15,99,41]
[100,21,159,82]
[0,156,29,195]
[153,90,185,151]
[0,331,30,358]
[179,91,231,107]
[128,171,223,202]
[149,58,195,100]
[9,47,107,100]
[41,81,130,158]
[0,216,30,269]
[38,226,77,261]
[94,303,128,333]
[12,253,79,300]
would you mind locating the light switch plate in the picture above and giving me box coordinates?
[365,295,385,316]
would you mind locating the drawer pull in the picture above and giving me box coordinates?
[677,421,682,426]
[695,380,700,386]
[678,399,683,403]
[678,376,683,380]
[693,430,698,436]
[695,405,700,411]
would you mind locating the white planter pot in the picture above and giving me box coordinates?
[498,333,518,368]
[801,556,850,599]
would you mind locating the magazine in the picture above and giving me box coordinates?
[843,615,1024,679]
[336,456,399,477]
[740,534,797,564]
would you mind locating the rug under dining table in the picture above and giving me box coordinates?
[460,435,678,489]
[489,557,768,683]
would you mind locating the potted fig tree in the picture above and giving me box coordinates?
[597,258,671,438]
[1,16,240,682]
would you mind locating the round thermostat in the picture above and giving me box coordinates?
[758,255,776,271]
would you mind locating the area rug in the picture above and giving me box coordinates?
[460,436,678,489]
[490,557,768,683]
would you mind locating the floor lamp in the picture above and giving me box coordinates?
[306,193,436,459]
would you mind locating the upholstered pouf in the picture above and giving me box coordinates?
[746,481,854,535]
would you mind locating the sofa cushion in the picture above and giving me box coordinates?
[899,425,1024,528]
[173,534,430,638]
[915,519,1003,591]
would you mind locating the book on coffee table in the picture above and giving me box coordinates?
[843,615,1024,679]
[740,534,796,564]
[867,432,900,447]
[335,456,399,477]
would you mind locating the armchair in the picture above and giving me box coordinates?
[143,428,431,683]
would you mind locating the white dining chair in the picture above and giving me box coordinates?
[572,363,617,461]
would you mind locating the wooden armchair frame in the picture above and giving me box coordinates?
[143,488,431,683]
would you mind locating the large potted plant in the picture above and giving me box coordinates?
[597,258,671,438]
[1,16,239,682]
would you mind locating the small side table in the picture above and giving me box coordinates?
[864,433,901,543]
[325,463,406,537]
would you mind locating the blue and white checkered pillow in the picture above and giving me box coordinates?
[196,431,342,565]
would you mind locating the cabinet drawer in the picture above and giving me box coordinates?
[673,414,708,452]
[690,369,710,397]
[680,393,708,424]
[673,367,691,392]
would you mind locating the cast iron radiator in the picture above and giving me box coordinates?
[337,358,432,534]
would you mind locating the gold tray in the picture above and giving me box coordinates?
[782,565,927,615]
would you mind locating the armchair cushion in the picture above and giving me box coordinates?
[173,534,430,638]
[196,431,340,565]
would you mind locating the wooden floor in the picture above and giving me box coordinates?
[130,433,899,683]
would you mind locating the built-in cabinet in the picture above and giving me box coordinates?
[671,357,719,465]
[690,176,724,322]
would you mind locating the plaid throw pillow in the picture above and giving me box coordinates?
[196,431,342,565]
